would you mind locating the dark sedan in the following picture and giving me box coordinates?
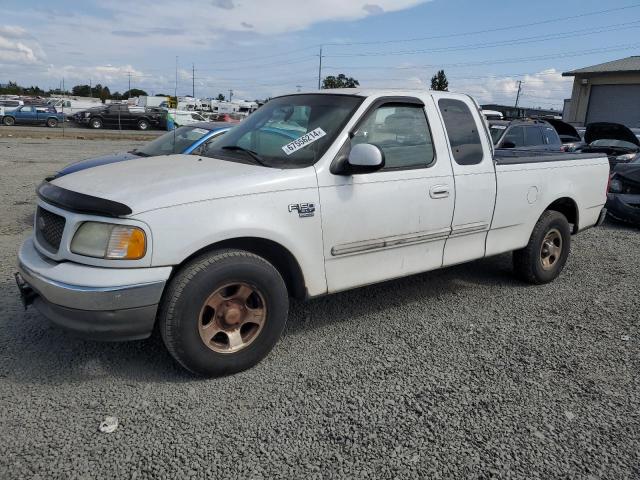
[607,155,640,225]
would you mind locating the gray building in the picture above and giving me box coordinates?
[562,56,640,127]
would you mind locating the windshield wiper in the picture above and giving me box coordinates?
[220,145,270,167]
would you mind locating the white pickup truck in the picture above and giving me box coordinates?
[16,89,609,376]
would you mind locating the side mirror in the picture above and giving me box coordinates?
[501,141,516,149]
[347,143,385,173]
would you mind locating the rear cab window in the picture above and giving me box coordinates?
[438,98,484,165]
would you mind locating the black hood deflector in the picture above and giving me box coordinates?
[37,181,132,217]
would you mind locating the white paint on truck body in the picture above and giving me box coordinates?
[33,89,608,299]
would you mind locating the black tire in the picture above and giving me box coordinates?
[3,116,15,126]
[90,117,102,129]
[159,249,289,377]
[137,119,149,130]
[513,210,571,284]
[46,117,58,128]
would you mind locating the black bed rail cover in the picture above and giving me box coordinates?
[494,150,606,166]
[37,181,132,217]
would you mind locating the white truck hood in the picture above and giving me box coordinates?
[51,154,318,214]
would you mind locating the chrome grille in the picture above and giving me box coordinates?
[35,207,66,252]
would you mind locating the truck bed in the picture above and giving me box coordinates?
[494,149,604,165]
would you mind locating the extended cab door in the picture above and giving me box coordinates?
[317,96,455,293]
[436,95,497,266]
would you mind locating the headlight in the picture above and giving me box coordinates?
[71,222,146,260]
[609,178,622,193]
[84,112,91,117]
[615,153,637,162]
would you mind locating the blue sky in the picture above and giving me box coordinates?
[2,0,640,108]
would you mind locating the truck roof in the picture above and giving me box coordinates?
[286,88,474,102]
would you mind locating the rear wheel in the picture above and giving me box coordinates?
[3,116,15,126]
[90,117,102,129]
[159,249,289,377]
[137,119,150,130]
[46,118,58,128]
[513,210,571,284]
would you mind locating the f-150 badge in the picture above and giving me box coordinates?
[288,203,315,218]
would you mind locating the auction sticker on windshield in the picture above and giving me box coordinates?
[282,127,326,155]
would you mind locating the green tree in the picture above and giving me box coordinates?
[72,84,91,96]
[216,93,225,101]
[321,74,359,89]
[99,85,111,103]
[122,88,148,99]
[430,70,449,91]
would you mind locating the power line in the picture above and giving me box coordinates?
[324,42,640,70]
[323,3,640,46]
[324,21,640,58]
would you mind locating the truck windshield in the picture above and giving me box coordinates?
[134,126,211,156]
[204,94,364,168]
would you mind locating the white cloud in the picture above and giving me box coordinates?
[451,69,573,108]
[45,64,146,85]
[100,0,429,36]
[0,35,41,64]
[0,25,29,38]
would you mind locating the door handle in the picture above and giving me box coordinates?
[429,185,450,199]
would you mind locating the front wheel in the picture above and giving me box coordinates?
[90,117,102,129]
[159,249,289,376]
[137,119,149,130]
[46,118,58,128]
[3,116,15,126]
[513,210,571,284]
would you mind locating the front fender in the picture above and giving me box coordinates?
[134,188,328,297]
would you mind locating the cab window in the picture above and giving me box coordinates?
[351,104,434,170]
[438,99,483,165]
[502,126,525,147]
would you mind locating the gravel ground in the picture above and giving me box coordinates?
[0,138,638,479]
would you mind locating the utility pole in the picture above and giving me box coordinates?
[514,80,522,108]
[317,46,323,90]
[128,72,132,96]
[229,89,233,101]
[192,63,195,98]
[89,78,92,98]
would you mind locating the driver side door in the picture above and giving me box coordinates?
[317,97,455,293]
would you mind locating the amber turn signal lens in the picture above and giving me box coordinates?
[106,226,146,260]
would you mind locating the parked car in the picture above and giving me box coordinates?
[167,110,207,127]
[15,89,609,376]
[1,105,64,127]
[50,122,232,178]
[580,122,640,169]
[606,155,640,225]
[489,119,563,151]
[481,109,503,120]
[0,99,24,113]
[73,104,164,130]
[47,97,102,117]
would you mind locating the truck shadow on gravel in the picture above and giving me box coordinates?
[1,253,521,383]
[286,252,520,337]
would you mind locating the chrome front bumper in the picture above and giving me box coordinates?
[16,237,172,341]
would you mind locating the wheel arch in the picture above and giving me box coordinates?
[174,236,307,300]
[544,196,579,234]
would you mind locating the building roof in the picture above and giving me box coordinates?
[562,56,640,76]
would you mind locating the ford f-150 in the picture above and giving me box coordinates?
[16,89,609,376]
